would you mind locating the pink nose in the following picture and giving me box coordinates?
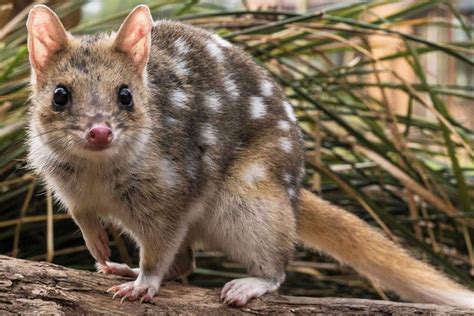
[87,125,113,147]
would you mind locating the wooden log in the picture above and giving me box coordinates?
[0,255,471,315]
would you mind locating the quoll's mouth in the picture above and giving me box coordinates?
[85,124,114,151]
[84,143,111,151]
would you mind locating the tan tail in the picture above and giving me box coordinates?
[297,189,474,309]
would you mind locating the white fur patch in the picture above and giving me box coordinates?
[279,137,292,153]
[242,162,266,184]
[298,166,306,182]
[288,187,296,199]
[206,41,224,63]
[135,272,163,286]
[201,124,217,146]
[445,292,474,309]
[174,37,190,55]
[283,101,297,122]
[175,59,190,76]
[260,80,273,97]
[158,158,179,188]
[224,76,239,99]
[422,287,474,309]
[170,89,189,109]
[250,96,266,119]
[165,117,178,125]
[211,33,232,48]
[283,173,292,184]
[277,120,291,132]
[204,93,221,112]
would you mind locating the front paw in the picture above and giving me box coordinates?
[84,228,110,264]
[107,274,161,303]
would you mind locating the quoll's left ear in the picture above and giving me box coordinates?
[113,5,153,75]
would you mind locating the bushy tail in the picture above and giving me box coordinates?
[297,189,474,309]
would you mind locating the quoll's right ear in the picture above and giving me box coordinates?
[113,5,153,75]
[26,5,69,78]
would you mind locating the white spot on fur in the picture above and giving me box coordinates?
[298,166,305,181]
[242,162,266,184]
[279,137,292,153]
[250,96,266,119]
[277,120,290,132]
[165,117,178,125]
[288,187,296,199]
[283,173,292,184]
[283,101,296,122]
[204,93,221,112]
[206,41,224,63]
[260,80,273,97]
[175,59,190,76]
[158,158,179,188]
[174,37,189,55]
[170,89,189,109]
[224,76,239,99]
[211,33,232,48]
[201,124,217,146]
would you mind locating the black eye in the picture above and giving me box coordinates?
[52,85,69,111]
[118,86,133,111]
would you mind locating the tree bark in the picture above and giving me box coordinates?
[0,255,471,315]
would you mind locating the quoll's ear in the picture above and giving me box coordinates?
[26,5,69,76]
[113,5,153,75]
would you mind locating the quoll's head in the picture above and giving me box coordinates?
[26,5,154,162]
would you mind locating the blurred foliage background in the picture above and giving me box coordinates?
[0,0,473,302]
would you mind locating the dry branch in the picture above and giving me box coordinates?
[0,255,472,315]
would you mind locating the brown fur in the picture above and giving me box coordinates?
[25,4,473,308]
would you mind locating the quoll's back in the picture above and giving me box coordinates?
[144,20,305,200]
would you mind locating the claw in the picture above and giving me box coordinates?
[112,291,120,300]
[107,275,160,303]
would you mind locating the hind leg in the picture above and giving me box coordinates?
[199,167,297,306]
